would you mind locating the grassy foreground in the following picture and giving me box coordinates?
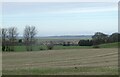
[3,67,118,75]
[2,48,118,75]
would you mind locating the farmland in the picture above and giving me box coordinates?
[6,42,120,51]
[2,2,119,76]
[2,48,118,75]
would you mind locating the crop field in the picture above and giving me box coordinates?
[2,48,118,75]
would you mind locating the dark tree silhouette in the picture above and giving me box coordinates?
[78,39,93,46]
[23,26,37,51]
[108,33,120,43]
[8,27,18,51]
[92,32,108,45]
[2,28,8,51]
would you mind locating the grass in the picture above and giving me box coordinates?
[54,46,91,50]
[10,42,119,52]
[2,41,119,75]
[3,67,118,75]
[98,42,120,48]
[2,48,118,75]
[13,45,92,52]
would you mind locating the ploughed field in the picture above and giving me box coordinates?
[2,48,118,75]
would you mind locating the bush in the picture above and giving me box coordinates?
[46,42,54,50]
[78,40,93,46]
[93,45,100,48]
[47,44,54,50]
[39,46,45,50]
[63,42,71,46]
[39,47,44,50]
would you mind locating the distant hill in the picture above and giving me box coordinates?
[18,35,92,40]
[38,35,92,40]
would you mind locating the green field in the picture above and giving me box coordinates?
[2,42,119,75]
[8,42,120,52]
[2,48,118,75]
[99,42,120,48]
[13,45,92,51]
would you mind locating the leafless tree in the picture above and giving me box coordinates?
[2,28,8,51]
[0,28,2,46]
[8,27,18,51]
[0,28,1,37]
[23,26,37,51]
[2,28,7,42]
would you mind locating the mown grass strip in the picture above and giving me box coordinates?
[3,67,118,75]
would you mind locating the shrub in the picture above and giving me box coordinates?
[46,41,54,50]
[47,44,54,50]
[93,45,100,48]
[63,42,71,46]
[39,48,44,50]
[78,40,93,46]
[39,46,45,50]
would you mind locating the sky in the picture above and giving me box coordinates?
[1,0,119,2]
[1,2,118,36]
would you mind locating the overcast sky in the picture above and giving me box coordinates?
[1,0,119,2]
[2,2,118,36]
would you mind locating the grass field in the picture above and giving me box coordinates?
[99,42,120,48]
[5,42,119,52]
[2,48,118,75]
[13,45,92,51]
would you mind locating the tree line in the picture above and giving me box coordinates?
[1,26,37,51]
[78,32,120,46]
[1,26,120,51]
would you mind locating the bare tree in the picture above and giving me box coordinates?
[24,26,37,51]
[0,28,2,46]
[2,28,8,51]
[8,27,18,51]
[0,28,1,37]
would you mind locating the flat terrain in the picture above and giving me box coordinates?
[9,42,120,51]
[2,48,118,75]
